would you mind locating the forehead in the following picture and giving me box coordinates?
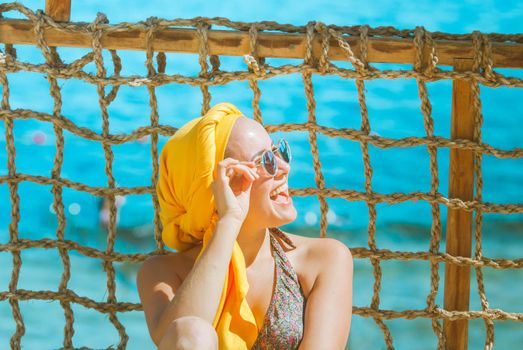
[228,117,272,160]
[250,138,275,160]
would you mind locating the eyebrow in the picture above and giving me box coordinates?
[250,140,275,161]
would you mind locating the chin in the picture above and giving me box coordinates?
[269,198,298,226]
[281,210,298,226]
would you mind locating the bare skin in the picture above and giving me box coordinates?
[137,116,353,349]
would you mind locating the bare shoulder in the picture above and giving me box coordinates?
[279,231,352,298]
[137,245,201,290]
[136,249,198,308]
[283,231,352,260]
[136,253,180,302]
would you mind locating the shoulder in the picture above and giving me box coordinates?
[279,231,352,297]
[137,253,175,275]
[137,245,201,287]
[136,253,179,299]
[312,237,353,279]
[283,231,352,263]
[310,236,352,262]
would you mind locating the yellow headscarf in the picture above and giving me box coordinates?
[157,102,259,349]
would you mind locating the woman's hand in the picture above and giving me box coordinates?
[211,158,259,223]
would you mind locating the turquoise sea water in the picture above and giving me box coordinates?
[1,0,522,349]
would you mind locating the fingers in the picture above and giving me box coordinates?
[217,158,240,180]
[228,165,259,184]
[238,163,259,177]
[219,158,259,181]
[216,159,259,197]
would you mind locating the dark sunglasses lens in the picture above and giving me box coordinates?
[278,140,291,163]
[262,151,277,176]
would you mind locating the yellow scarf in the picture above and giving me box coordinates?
[157,102,259,349]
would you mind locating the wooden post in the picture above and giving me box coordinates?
[443,58,475,350]
[45,0,71,22]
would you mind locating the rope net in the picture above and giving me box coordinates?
[1,2,522,349]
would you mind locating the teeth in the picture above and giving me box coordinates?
[270,183,288,198]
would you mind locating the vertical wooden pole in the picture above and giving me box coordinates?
[443,58,475,350]
[45,0,71,22]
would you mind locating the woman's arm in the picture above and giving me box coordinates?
[137,158,259,345]
[298,238,353,350]
[137,215,242,345]
[138,158,258,345]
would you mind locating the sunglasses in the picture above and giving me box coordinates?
[253,138,292,176]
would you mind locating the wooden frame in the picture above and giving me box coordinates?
[0,1,519,350]
[0,17,522,68]
[444,58,476,350]
[45,0,71,22]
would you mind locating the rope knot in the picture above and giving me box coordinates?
[144,16,163,76]
[244,54,266,76]
[145,16,160,29]
[88,12,109,32]
[414,26,438,78]
[246,24,267,77]
[314,22,330,73]
[195,18,211,31]
[304,21,317,68]
[472,31,496,82]
[314,22,327,33]
[210,54,221,77]
[357,25,372,75]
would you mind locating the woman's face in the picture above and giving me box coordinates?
[225,117,297,228]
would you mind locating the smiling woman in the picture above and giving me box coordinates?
[136,102,353,349]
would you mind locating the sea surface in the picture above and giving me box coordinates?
[1,0,522,349]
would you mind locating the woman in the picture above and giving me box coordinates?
[137,103,353,349]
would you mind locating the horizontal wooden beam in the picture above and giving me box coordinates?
[0,18,522,68]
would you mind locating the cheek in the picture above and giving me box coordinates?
[249,182,272,206]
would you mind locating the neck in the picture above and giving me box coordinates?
[236,220,271,268]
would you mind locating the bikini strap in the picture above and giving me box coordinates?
[268,227,302,295]
[269,227,296,249]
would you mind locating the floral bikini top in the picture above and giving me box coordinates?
[251,227,306,350]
